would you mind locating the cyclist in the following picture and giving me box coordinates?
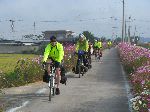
[94,38,102,58]
[88,41,93,55]
[43,36,64,95]
[93,39,98,55]
[107,40,112,49]
[87,41,93,65]
[97,38,103,57]
[75,34,89,70]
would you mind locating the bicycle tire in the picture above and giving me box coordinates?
[95,52,99,61]
[78,65,81,78]
[81,65,84,76]
[49,77,52,101]
[98,55,101,60]
[52,87,55,96]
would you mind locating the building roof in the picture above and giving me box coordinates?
[42,30,74,34]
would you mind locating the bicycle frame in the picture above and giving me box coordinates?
[77,54,85,78]
[46,62,56,101]
[95,49,100,61]
[86,52,92,69]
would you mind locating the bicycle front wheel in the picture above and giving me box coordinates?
[52,77,56,96]
[78,66,81,78]
[49,77,52,101]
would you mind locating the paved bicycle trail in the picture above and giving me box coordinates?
[4,48,130,112]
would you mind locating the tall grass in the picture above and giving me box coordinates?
[0,54,38,74]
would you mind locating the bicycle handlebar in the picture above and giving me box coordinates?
[42,61,55,70]
[74,50,86,56]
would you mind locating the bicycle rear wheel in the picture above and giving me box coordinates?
[52,87,55,96]
[98,55,101,60]
[81,65,85,76]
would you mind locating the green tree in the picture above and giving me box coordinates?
[114,37,121,44]
[82,31,95,43]
[101,37,106,42]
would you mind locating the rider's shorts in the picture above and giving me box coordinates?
[54,61,61,68]
[48,57,61,68]
[94,46,99,49]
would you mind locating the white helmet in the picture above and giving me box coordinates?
[79,33,84,38]
[94,39,97,42]
[79,33,86,40]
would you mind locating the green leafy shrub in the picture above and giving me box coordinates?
[0,58,44,89]
[0,108,3,112]
[0,89,4,112]
[14,58,43,84]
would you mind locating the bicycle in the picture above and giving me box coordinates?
[108,44,111,49]
[76,50,88,78]
[95,48,100,61]
[86,51,92,69]
[43,62,56,101]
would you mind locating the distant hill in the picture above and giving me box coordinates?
[140,37,150,43]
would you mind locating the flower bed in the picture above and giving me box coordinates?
[118,43,150,112]
[63,42,77,72]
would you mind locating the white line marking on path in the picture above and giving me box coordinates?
[6,101,29,112]
[36,88,47,94]
[6,88,47,112]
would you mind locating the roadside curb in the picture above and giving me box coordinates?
[121,64,133,112]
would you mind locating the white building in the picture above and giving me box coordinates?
[42,30,75,42]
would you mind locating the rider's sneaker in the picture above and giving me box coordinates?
[56,88,60,95]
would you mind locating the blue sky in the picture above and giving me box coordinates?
[0,0,150,40]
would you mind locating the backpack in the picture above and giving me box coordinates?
[72,65,88,74]
[43,70,50,83]
[72,66,79,74]
[60,66,67,85]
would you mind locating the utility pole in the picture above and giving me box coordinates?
[9,19,23,32]
[9,20,15,32]
[33,21,36,34]
[125,19,127,42]
[122,0,125,42]
[128,16,131,43]
[128,25,131,43]
[133,25,136,43]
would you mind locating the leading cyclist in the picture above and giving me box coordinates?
[43,36,64,95]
